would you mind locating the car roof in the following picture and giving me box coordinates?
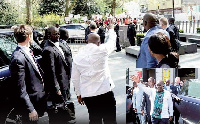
[59,23,85,26]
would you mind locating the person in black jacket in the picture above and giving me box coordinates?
[148,32,179,68]
[114,21,121,52]
[97,22,105,44]
[127,21,136,46]
[41,27,71,124]
[160,17,179,52]
[85,20,91,42]
[168,17,180,40]
[59,28,73,100]
[9,25,46,123]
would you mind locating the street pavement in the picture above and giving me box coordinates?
[179,48,200,68]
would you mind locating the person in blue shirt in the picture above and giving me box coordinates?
[136,13,169,68]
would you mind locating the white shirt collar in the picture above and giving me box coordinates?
[18,44,30,51]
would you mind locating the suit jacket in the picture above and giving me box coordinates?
[169,24,180,40]
[136,26,170,68]
[166,27,177,51]
[9,46,46,114]
[60,40,72,74]
[42,40,70,102]
[141,92,151,115]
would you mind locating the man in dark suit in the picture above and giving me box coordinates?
[168,17,180,40]
[127,21,136,46]
[41,27,71,124]
[160,17,179,52]
[59,28,73,100]
[114,21,121,52]
[9,25,46,123]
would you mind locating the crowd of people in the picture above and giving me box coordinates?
[126,75,190,124]
[7,18,118,124]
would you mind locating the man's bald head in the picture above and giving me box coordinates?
[143,13,158,30]
[156,80,165,92]
[88,33,100,46]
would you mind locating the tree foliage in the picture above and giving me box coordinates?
[72,0,101,19]
[38,0,65,15]
[0,1,18,25]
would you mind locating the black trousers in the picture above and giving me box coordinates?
[116,37,121,51]
[129,38,135,46]
[83,91,117,124]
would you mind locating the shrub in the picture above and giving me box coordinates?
[197,27,200,34]
[179,29,184,33]
[136,33,144,46]
[32,13,65,28]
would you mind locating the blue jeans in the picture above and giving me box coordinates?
[152,117,169,124]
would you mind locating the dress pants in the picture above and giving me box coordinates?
[83,91,117,124]
[152,117,169,124]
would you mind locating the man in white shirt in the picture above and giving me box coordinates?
[71,23,117,124]
[131,75,173,124]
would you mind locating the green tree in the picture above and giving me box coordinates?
[0,1,18,25]
[26,0,32,25]
[38,0,65,15]
[65,0,77,17]
[72,0,100,19]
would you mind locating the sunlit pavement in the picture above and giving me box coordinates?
[179,48,200,68]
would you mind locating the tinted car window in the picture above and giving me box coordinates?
[0,34,16,67]
[178,79,200,98]
[65,25,76,29]
[62,25,84,30]
[75,25,84,29]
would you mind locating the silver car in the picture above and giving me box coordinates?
[60,24,86,39]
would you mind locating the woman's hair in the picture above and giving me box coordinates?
[148,32,171,56]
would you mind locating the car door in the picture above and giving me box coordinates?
[175,79,200,123]
[0,31,17,123]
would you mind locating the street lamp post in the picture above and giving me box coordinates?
[172,0,175,18]
[157,4,160,16]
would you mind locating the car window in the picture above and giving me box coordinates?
[0,34,17,67]
[75,25,84,29]
[178,79,200,99]
[65,25,76,29]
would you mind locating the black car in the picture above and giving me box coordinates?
[175,79,200,123]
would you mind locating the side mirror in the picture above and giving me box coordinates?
[80,28,85,30]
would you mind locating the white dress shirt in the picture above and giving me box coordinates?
[137,83,173,118]
[54,42,65,59]
[71,29,116,98]
[18,45,38,71]
[132,87,144,113]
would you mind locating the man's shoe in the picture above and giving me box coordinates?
[115,49,121,52]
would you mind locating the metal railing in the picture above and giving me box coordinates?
[175,20,200,34]
[68,37,86,54]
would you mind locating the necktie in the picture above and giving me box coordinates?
[29,49,43,81]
